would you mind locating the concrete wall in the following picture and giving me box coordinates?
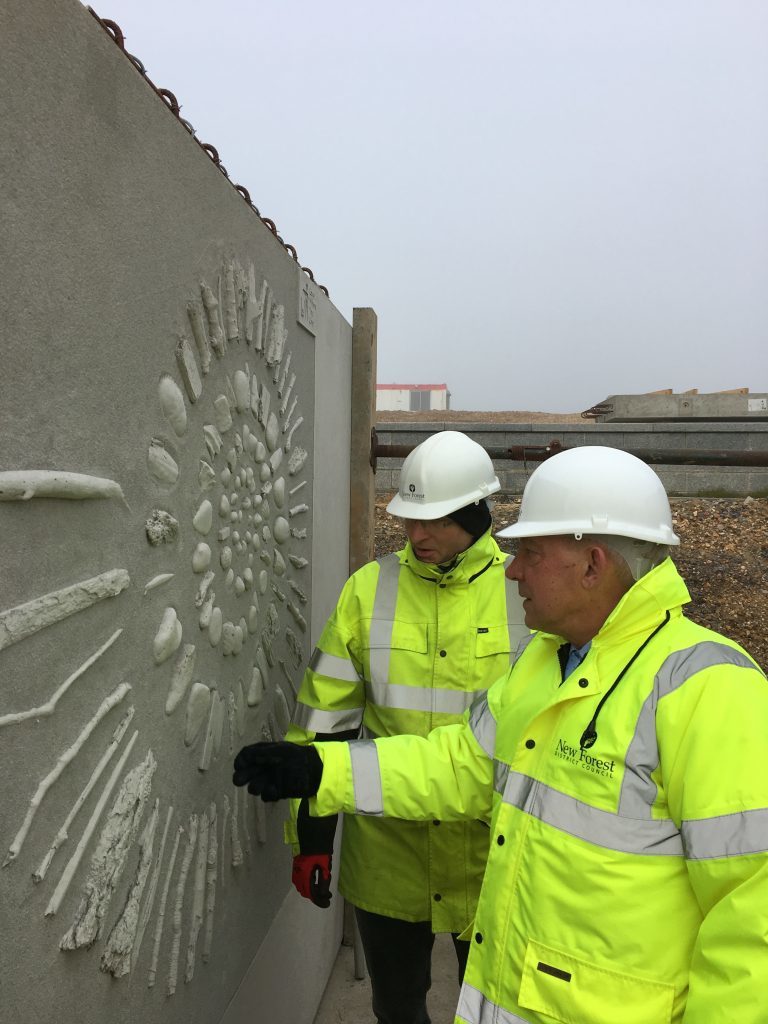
[0,3,352,1023]
[374,422,768,498]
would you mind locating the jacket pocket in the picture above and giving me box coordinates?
[518,938,674,1024]
[474,624,510,659]
[365,620,428,654]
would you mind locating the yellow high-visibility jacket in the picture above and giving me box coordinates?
[285,528,527,931]
[312,558,768,1023]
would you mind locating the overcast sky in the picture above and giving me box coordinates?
[99,0,767,412]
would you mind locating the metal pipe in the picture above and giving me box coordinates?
[370,430,768,470]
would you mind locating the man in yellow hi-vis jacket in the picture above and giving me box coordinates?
[281,430,527,1024]
[235,446,768,1024]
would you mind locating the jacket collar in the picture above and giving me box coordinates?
[398,528,504,584]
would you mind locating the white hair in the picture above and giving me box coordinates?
[589,535,670,581]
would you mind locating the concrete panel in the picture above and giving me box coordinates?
[0,3,352,1023]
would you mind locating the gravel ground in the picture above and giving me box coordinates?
[374,496,768,671]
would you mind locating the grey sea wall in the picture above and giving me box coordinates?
[0,2,353,1022]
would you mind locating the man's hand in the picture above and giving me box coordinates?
[232,742,323,801]
[292,854,332,908]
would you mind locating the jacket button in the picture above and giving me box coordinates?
[439,649,447,657]
[525,739,535,749]
[578,678,589,688]
[433,893,442,902]
[439,583,446,589]
[497,835,505,846]
[475,932,483,944]
[432,819,441,826]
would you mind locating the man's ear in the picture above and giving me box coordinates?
[582,544,610,589]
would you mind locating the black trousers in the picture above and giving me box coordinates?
[354,907,470,1024]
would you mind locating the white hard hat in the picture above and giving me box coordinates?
[497,445,680,546]
[387,431,500,520]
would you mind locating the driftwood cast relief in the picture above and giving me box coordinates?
[0,256,312,993]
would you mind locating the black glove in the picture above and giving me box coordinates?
[232,742,323,801]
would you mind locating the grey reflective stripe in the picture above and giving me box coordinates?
[366,678,482,715]
[349,740,384,815]
[291,702,364,733]
[309,647,361,684]
[501,770,683,856]
[494,758,510,796]
[683,807,768,860]
[469,694,497,758]
[620,641,761,818]
[368,555,401,685]
[511,631,536,668]
[456,982,532,1024]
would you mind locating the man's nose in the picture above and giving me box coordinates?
[410,521,429,542]
[505,555,521,581]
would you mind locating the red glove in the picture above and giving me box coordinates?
[292,853,332,908]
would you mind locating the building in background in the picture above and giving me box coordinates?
[376,383,450,413]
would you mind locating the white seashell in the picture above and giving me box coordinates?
[273,477,286,508]
[247,667,263,707]
[195,571,215,608]
[166,644,196,715]
[254,441,266,463]
[208,607,223,646]
[148,439,179,486]
[220,467,232,487]
[221,621,239,656]
[204,424,223,459]
[274,685,291,734]
[175,336,202,402]
[153,607,182,664]
[192,543,212,573]
[193,500,213,535]
[258,571,269,594]
[214,395,232,433]
[234,576,245,596]
[266,412,280,452]
[158,375,187,437]
[273,517,290,544]
[273,550,286,576]
[199,592,214,629]
[250,374,260,417]
[185,683,211,745]
[248,602,260,633]
[233,370,250,413]
[199,460,216,491]
[144,572,175,594]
